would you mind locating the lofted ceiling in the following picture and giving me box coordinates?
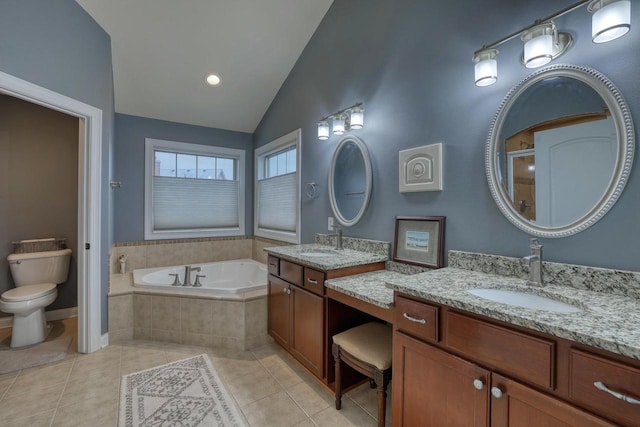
[75,0,334,133]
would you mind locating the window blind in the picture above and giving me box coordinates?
[153,176,239,230]
[257,172,297,232]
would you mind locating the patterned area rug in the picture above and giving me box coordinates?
[0,336,71,375]
[119,354,247,427]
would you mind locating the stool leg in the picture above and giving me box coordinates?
[332,344,342,410]
[374,370,387,427]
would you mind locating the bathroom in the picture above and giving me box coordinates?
[1,0,639,426]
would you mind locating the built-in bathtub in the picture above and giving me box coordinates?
[110,258,270,350]
[133,259,267,294]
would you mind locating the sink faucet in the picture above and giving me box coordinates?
[332,225,343,250]
[521,238,543,286]
[183,265,201,286]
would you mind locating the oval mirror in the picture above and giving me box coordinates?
[486,64,634,238]
[329,136,372,227]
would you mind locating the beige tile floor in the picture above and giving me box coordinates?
[0,318,391,426]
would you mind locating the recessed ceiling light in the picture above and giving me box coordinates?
[206,74,221,86]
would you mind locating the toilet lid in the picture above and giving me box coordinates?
[2,283,56,302]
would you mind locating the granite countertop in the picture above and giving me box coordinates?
[325,270,406,309]
[387,267,640,361]
[264,243,387,271]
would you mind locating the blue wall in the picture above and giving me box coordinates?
[113,114,254,242]
[0,0,114,333]
[254,0,640,271]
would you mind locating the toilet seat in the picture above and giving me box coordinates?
[1,283,56,302]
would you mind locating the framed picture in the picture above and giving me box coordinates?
[393,216,445,268]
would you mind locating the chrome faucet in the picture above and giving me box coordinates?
[183,265,201,286]
[521,238,543,286]
[333,225,343,250]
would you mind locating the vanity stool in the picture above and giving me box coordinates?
[332,321,393,427]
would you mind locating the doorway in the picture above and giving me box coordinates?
[0,70,103,353]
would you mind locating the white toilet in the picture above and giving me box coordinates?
[0,248,72,347]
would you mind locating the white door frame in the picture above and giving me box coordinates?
[0,70,103,353]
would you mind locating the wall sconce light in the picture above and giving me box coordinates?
[332,115,346,135]
[473,48,499,87]
[589,0,631,43]
[317,120,330,140]
[521,21,572,68]
[473,0,631,86]
[317,102,364,140]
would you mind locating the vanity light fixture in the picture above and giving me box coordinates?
[473,0,631,86]
[317,102,364,140]
[317,120,330,140]
[589,0,631,43]
[521,22,573,68]
[474,48,499,87]
[332,115,346,135]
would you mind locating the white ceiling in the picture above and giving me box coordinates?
[75,0,334,133]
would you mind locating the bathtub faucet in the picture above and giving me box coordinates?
[183,265,201,286]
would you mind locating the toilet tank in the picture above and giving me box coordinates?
[7,248,72,286]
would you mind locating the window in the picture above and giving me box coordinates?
[255,129,301,243]
[145,138,245,240]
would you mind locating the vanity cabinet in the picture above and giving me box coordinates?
[267,257,324,378]
[393,294,630,427]
[267,254,385,384]
[393,331,490,426]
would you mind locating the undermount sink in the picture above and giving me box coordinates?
[467,288,582,313]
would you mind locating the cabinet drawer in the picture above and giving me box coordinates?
[445,311,555,389]
[394,296,438,342]
[280,259,303,286]
[267,255,279,276]
[569,349,640,427]
[302,267,325,296]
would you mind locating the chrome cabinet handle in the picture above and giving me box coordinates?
[594,381,640,405]
[491,387,504,399]
[269,263,277,267]
[402,312,427,324]
[307,278,318,284]
[283,287,288,294]
[473,379,484,390]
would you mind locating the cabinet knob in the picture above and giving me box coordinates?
[491,386,504,399]
[473,379,484,390]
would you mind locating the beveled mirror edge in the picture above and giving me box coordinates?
[328,135,373,227]
[485,64,635,238]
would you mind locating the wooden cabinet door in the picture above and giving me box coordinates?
[290,285,324,378]
[393,331,490,427]
[268,275,290,348]
[490,373,615,427]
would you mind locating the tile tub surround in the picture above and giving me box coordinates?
[108,291,269,351]
[315,233,390,257]
[109,236,288,274]
[386,267,640,361]
[449,250,640,299]
[264,243,387,271]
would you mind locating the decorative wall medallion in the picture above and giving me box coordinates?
[399,143,443,192]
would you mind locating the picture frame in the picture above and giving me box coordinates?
[393,216,445,268]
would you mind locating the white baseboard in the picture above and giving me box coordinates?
[100,333,109,348]
[0,306,78,329]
